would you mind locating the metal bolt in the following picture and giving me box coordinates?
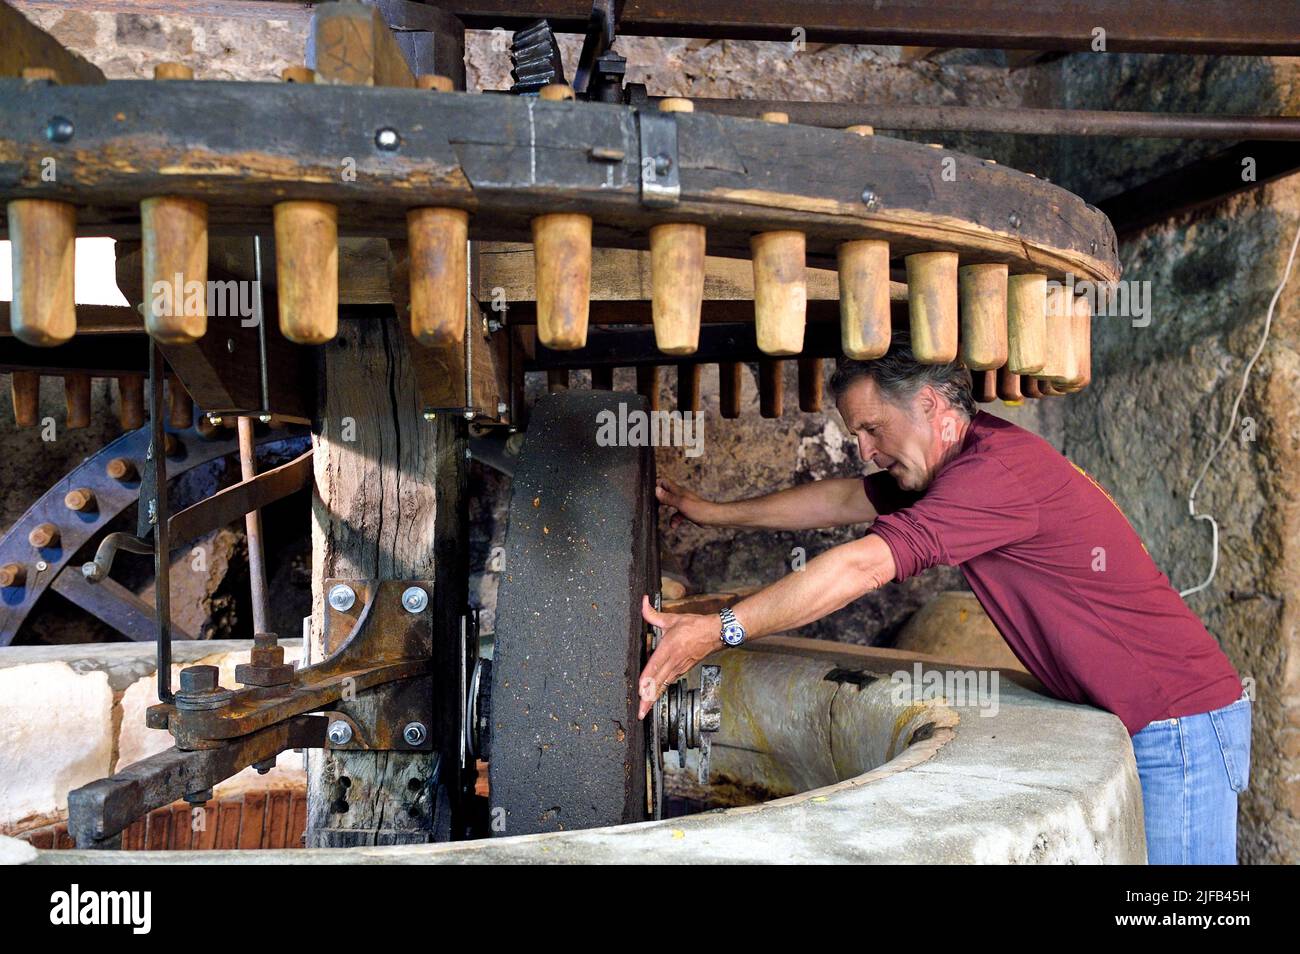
[46,116,74,143]
[497,402,508,415]
[1008,212,1022,229]
[328,583,356,612]
[860,188,880,210]
[463,410,475,421]
[207,413,223,426]
[375,127,401,150]
[403,722,427,746]
[183,788,213,805]
[258,413,272,424]
[147,499,157,525]
[35,560,48,572]
[327,720,353,746]
[401,586,428,614]
[422,409,437,421]
[179,664,219,693]
[654,153,672,176]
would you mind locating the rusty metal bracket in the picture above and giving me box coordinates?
[166,448,312,545]
[320,579,435,751]
[150,580,434,751]
[67,714,326,849]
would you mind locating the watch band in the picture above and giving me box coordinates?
[719,606,746,646]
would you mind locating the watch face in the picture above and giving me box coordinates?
[722,623,746,646]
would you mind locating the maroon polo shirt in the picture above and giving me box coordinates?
[865,410,1242,735]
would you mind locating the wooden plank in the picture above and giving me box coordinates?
[0,1,107,84]
[236,791,266,849]
[214,800,241,849]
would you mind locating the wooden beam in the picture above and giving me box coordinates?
[1100,140,1300,236]
[11,0,1300,55]
[308,0,418,88]
[306,318,470,846]
[446,1,1300,55]
[1,1,107,84]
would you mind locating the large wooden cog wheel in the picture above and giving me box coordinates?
[488,390,658,836]
[1,79,1119,402]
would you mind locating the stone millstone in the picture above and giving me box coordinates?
[489,389,657,836]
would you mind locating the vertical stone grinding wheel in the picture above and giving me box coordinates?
[489,390,658,836]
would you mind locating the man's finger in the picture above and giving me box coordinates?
[640,593,666,629]
[638,642,678,713]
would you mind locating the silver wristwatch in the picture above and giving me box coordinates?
[719,607,747,647]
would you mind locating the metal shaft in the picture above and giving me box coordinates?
[237,416,269,635]
[149,343,173,704]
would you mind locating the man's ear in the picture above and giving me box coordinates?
[916,384,939,420]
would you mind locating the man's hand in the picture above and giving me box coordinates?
[637,594,719,719]
[656,477,718,529]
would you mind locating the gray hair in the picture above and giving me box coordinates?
[830,332,976,418]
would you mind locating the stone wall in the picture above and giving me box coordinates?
[0,639,304,835]
[1044,52,1300,865]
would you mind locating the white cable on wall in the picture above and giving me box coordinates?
[1181,217,1300,598]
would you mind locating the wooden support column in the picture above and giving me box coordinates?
[306,318,469,846]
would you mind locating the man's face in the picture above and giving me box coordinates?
[836,376,946,491]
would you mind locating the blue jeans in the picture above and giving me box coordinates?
[1131,690,1252,864]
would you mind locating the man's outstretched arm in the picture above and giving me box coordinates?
[657,476,877,531]
[637,534,897,718]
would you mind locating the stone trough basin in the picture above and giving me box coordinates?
[0,634,1145,864]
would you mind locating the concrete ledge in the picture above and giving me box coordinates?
[0,639,305,835]
[5,636,1145,863]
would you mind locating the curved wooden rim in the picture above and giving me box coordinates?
[0,81,1119,282]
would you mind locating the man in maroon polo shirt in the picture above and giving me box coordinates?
[637,334,1251,864]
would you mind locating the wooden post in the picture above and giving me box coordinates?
[306,318,468,846]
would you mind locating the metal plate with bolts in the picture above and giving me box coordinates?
[321,579,435,752]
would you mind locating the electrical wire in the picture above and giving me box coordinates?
[1181,217,1300,597]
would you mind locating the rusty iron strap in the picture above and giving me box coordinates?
[66,714,326,849]
[166,448,312,546]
